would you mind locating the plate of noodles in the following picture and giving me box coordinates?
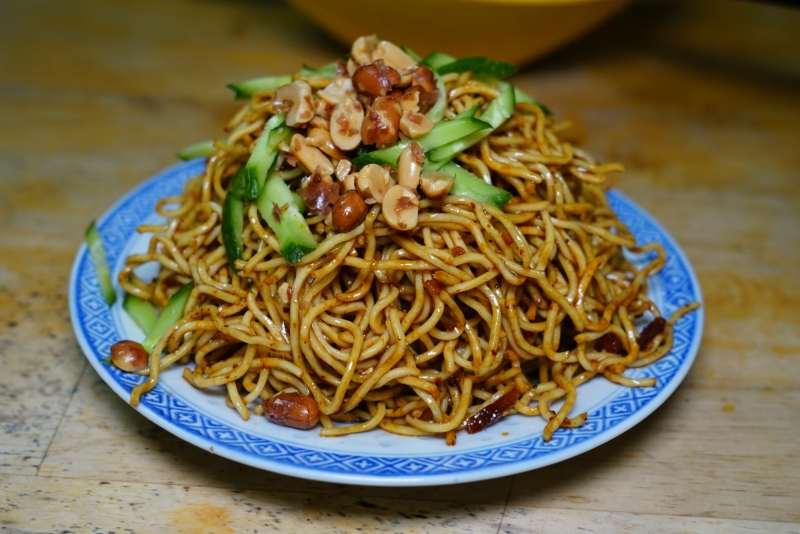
[70,36,703,486]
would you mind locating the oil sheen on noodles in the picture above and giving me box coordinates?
[117,37,697,445]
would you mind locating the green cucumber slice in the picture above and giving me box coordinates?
[122,293,158,334]
[85,221,116,306]
[256,171,318,265]
[227,75,292,100]
[176,140,216,161]
[141,282,194,354]
[439,162,513,209]
[427,83,515,163]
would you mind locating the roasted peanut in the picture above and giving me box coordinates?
[342,173,356,191]
[306,127,347,159]
[400,109,433,138]
[290,134,334,176]
[419,171,455,198]
[110,340,149,372]
[397,142,424,189]
[373,41,417,74]
[352,60,401,97]
[335,159,352,182]
[330,97,364,151]
[410,67,440,113]
[274,80,315,127]
[317,76,357,105]
[263,391,320,430]
[382,185,419,231]
[362,95,402,148]
[350,35,417,74]
[351,35,380,67]
[333,190,369,232]
[356,163,392,204]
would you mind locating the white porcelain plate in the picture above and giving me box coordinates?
[69,159,703,486]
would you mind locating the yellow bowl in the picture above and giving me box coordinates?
[286,0,634,66]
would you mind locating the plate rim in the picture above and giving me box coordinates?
[69,159,704,486]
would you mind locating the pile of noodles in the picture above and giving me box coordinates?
[118,63,697,445]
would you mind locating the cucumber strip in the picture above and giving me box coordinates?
[296,61,338,79]
[176,140,216,161]
[439,162,513,209]
[141,282,194,354]
[423,51,457,71]
[512,85,553,116]
[425,72,447,123]
[222,191,245,271]
[401,45,423,63]
[256,171,318,264]
[85,221,116,306]
[122,293,158,334]
[227,75,292,100]
[243,113,291,198]
[436,57,517,79]
[352,115,490,168]
[427,83,515,163]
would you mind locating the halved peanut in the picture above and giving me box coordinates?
[274,80,315,127]
[373,41,417,74]
[419,171,455,199]
[351,35,380,67]
[317,76,357,106]
[397,142,424,189]
[400,110,434,138]
[382,185,419,231]
[290,134,334,176]
[362,95,402,148]
[306,127,347,160]
[342,173,356,191]
[400,89,420,112]
[335,159,352,182]
[352,60,401,97]
[330,98,364,151]
[357,163,392,204]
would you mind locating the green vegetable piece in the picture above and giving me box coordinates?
[141,282,194,354]
[122,294,158,335]
[227,75,292,100]
[437,57,517,79]
[428,83,515,163]
[513,86,553,116]
[423,51,457,70]
[85,221,116,306]
[243,113,292,199]
[296,62,338,79]
[256,171,318,265]
[176,140,217,161]
[222,190,245,272]
[439,162,513,209]
[401,45,423,63]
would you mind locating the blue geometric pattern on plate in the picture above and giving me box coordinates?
[69,159,703,486]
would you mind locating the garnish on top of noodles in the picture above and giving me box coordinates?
[106,35,698,445]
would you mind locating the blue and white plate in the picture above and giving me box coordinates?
[69,159,703,486]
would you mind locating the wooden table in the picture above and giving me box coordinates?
[2,0,799,531]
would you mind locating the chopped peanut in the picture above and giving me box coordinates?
[289,134,334,176]
[382,184,419,231]
[274,80,315,127]
[357,164,392,204]
[330,98,364,151]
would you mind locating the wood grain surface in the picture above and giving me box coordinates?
[1,0,799,532]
